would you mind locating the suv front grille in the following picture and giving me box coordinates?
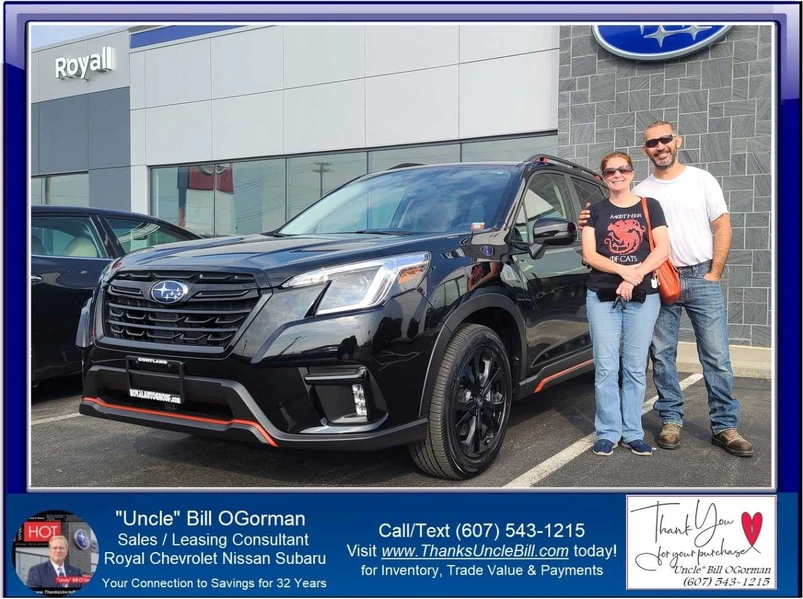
[104,271,260,347]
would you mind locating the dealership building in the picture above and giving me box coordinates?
[30,23,773,348]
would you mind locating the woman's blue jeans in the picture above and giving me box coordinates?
[587,289,661,443]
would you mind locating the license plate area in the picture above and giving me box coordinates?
[126,356,185,404]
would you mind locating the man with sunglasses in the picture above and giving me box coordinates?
[578,121,753,458]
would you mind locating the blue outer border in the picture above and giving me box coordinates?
[3,3,801,597]
[4,20,27,495]
[775,39,801,495]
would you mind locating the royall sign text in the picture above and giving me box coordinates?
[55,46,113,80]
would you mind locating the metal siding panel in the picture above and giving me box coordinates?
[88,88,130,169]
[89,167,131,210]
[38,95,89,174]
[30,51,40,103]
[31,104,40,175]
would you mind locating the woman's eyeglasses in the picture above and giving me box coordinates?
[644,134,676,148]
[602,166,634,177]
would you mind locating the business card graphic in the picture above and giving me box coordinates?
[626,495,776,590]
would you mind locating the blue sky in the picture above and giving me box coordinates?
[30,25,119,48]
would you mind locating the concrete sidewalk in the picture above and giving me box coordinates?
[676,342,771,379]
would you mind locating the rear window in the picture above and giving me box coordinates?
[31,215,107,258]
[106,218,195,254]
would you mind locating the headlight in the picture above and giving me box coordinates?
[282,252,430,315]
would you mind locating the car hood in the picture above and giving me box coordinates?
[108,233,461,288]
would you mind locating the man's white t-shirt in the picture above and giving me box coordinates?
[632,165,728,267]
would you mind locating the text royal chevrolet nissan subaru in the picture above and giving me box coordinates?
[78,156,609,479]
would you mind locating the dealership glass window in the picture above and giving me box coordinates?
[461,135,557,162]
[227,159,286,235]
[286,152,367,219]
[31,178,44,205]
[148,133,559,237]
[151,167,178,228]
[151,166,214,236]
[152,160,288,236]
[368,144,460,173]
[45,173,89,207]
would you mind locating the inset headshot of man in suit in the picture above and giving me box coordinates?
[26,536,85,591]
[12,511,95,595]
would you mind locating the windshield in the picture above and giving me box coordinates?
[278,165,517,236]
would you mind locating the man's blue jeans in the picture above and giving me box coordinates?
[587,289,661,443]
[650,260,740,433]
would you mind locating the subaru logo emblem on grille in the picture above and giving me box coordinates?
[151,280,189,304]
[592,25,732,62]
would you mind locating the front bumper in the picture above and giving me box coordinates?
[79,396,428,451]
[80,288,439,450]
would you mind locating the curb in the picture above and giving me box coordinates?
[675,342,771,379]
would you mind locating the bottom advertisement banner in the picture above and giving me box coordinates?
[4,493,799,597]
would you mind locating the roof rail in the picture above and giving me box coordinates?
[389,162,425,170]
[523,154,602,180]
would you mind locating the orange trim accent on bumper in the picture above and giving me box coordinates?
[81,397,278,447]
[534,358,594,393]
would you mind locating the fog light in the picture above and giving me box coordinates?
[352,384,367,417]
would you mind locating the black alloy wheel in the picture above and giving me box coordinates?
[451,347,507,459]
[408,324,512,479]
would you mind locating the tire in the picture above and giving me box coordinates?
[408,324,513,479]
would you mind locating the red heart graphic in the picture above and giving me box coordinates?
[742,512,762,547]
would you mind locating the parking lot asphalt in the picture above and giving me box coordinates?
[29,372,771,490]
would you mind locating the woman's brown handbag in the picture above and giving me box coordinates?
[640,196,681,305]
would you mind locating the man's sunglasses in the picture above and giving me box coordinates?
[602,166,634,177]
[644,134,676,148]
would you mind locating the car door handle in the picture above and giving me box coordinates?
[31,274,43,284]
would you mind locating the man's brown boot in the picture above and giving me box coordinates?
[711,429,754,457]
[658,423,681,450]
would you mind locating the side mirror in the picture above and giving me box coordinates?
[510,218,576,261]
[532,217,577,246]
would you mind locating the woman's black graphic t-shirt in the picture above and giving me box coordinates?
[587,196,667,294]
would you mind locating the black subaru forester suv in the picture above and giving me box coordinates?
[77,155,608,479]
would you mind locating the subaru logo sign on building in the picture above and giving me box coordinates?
[593,25,732,61]
[73,529,91,551]
[151,280,189,304]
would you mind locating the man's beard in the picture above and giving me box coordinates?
[650,147,677,170]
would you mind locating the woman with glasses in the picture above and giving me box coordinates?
[581,152,671,457]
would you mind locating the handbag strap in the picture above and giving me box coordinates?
[640,196,655,251]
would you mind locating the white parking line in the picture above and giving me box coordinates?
[31,413,81,426]
[504,373,704,488]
